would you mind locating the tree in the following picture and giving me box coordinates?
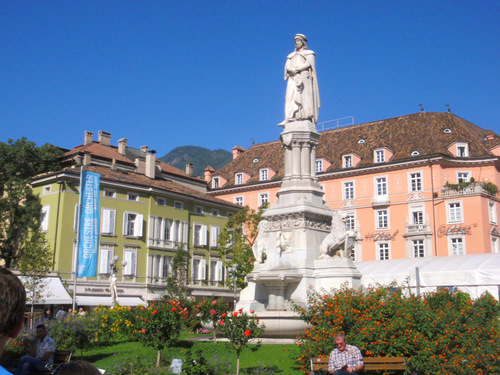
[217,204,267,289]
[164,244,190,299]
[198,298,229,343]
[0,137,62,268]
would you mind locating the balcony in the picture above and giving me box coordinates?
[441,183,497,199]
[403,222,432,237]
[372,194,390,207]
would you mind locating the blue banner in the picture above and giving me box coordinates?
[77,171,100,277]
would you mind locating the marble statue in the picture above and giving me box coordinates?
[252,220,269,263]
[278,34,320,126]
[109,274,118,305]
[318,210,356,259]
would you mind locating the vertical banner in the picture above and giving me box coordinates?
[77,171,100,277]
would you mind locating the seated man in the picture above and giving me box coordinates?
[15,324,56,375]
[328,333,364,375]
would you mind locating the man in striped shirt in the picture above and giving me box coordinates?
[328,333,364,374]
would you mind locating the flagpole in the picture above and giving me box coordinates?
[73,166,84,311]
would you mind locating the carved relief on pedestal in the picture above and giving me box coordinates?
[267,213,331,232]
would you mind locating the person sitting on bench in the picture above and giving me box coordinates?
[328,333,364,375]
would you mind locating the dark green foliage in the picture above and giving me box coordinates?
[159,146,232,177]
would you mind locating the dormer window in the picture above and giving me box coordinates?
[457,143,469,157]
[315,159,323,173]
[253,158,260,163]
[358,138,366,144]
[343,155,353,168]
[443,128,452,134]
[260,168,268,181]
[212,177,220,189]
[374,149,385,163]
[235,173,243,185]
[411,150,421,156]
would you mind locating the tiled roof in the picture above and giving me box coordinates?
[60,166,239,208]
[213,112,500,187]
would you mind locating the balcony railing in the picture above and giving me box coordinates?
[406,222,431,234]
[372,195,390,206]
[442,183,496,198]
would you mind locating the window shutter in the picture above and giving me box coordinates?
[216,260,223,281]
[41,206,50,231]
[74,204,80,232]
[201,225,208,246]
[124,252,132,274]
[100,249,112,274]
[173,220,179,242]
[183,222,189,243]
[178,221,183,243]
[211,226,220,248]
[200,259,206,280]
[123,213,128,235]
[135,214,143,237]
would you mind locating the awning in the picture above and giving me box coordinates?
[76,296,147,307]
[19,276,73,305]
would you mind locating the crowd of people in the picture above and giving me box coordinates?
[0,268,100,375]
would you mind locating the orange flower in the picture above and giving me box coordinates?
[221,313,227,318]
[233,311,238,316]
[152,310,158,314]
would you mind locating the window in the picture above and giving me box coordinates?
[212,177,220,189]
[259,193,269,207]
[450,237,464,255]
[412,239,425,258]
[411,150,421,156]
[492,236,499,253]
[149,217,188,247]
[127,193,139,201]
[123,250,137,276]
[343,181,354,200]
[212,209,220,217]
[99,248,113,274]
[345,214,355,231]
[412,210,424,225]
[174,201,183,209]
[43,186,51,194]
[457,172,470,183]
[409,172,422,192]
[210,225,220,248]
[209,260,223,282]
[193,223,207,247]
[343,155,353,168]
[123,212,143,237]
[195,205,204,214]
[192,258,206,281]
[234,196,244,206]
[101,208,116,235]
[104,190,116,198]
[376,209,389,229]
[40,206,50,232]
[260,169,268,181]
[315,160,323,173]
[156,197,167,206]
[374,149,385,163]
[376,177,387,196]
[457,143,468,157]
[489,201,497,224]
[378,243,390,260]
[235,173,243,185]
[448,202,462,223]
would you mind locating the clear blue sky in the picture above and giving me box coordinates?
[1,1,499,156]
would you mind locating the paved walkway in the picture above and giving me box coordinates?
[185,336,296,344]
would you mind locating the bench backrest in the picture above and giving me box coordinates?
[311,356,407,372]
[53,349,72,364]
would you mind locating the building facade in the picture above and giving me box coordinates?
[207,112,500,262]
[33,131,240,307]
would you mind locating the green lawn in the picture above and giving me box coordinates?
[81,340,304,374]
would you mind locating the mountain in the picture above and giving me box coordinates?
[159,146,232,177]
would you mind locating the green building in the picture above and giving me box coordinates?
[32,131,240,307]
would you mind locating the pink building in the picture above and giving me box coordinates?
[207,112,500,262]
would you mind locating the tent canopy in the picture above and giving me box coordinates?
[355,253,500,300]
[76,296,147,307]
[19,276,73,305]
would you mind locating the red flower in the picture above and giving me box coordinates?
[250,310,255,314]
[141,328,146,334]
[238,308,243,313]
[218,320,224,326]
[171,307,176,311]
[152,310,158,315]
[221,313,227,318]
[233,311,238,317]
[211,309,216,315]
[212,300,217,305]
[244,330,251,336]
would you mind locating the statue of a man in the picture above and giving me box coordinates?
[278,34,320,126]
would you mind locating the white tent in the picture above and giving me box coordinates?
[355,253,500,300]
[19,276,73,305]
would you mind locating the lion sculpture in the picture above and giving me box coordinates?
[318,210,356,259]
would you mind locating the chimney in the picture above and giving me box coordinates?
[84,131,93,145]
[232,146,245,160]
[118,138,128,155]
[185,163,194,177]
[204,166,215,183]
[98,131,111,146]
[145,152,156,179]
[141,145,148,154]
[486,134,495,140]
[83,151,91,166]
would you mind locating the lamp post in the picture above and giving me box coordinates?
[227,264,238,308]
[109,256,127,306]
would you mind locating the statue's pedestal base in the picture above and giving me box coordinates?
[313,257,362,290]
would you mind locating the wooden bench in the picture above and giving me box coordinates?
[310,356,407,374]
[44,349,72,375]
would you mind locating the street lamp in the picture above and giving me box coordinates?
[109,256,127,306]
[227,264,238,308]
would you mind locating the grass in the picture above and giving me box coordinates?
[80,339,304,374]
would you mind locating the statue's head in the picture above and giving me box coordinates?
[294,34,308,50]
